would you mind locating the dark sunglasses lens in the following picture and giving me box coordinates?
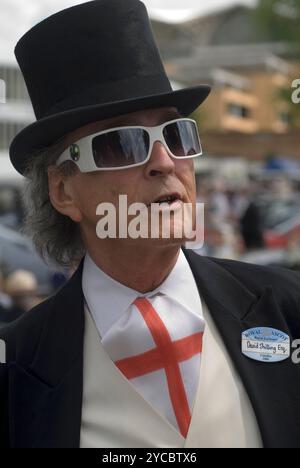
[163,120,201,157]
[92,129,150,168]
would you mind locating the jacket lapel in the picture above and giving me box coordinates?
[9,260,85,448]
[183,248,300,448]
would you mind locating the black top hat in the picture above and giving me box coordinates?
[10,0,211,175]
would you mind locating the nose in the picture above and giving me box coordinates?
[144,141,176,178]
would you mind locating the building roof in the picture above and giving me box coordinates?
[169,43,293,85]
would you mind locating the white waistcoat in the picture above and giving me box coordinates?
[80,300,263,448]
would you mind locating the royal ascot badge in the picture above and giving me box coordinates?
[242,327,290,363]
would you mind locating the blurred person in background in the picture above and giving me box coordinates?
[0,270,12,311]
[4,270,40,323]
[231,185,252,222]
[207,177,231,225]
[0,270,12,326]
[270,176,295,201]
[239,179,266,251]
[196,177,243,258]
[240,199,265,250]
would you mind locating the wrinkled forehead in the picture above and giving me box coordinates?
[63,106,180,146]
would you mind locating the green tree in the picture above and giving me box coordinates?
[255,0,300,55]
[255,0,300,126]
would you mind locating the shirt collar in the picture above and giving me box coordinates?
[82,248,203,338]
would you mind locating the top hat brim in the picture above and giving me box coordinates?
[9,84,211,176]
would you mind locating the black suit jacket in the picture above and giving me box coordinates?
[1,248,300,448]
[0,305,25,327]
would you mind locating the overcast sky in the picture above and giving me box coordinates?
[144,0,255,21]
[0,0,256,63]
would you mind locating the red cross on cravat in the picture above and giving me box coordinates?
[114,297,203,438]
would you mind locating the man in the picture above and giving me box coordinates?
[1,0,300,448]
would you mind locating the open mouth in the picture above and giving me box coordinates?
[147,193,182,207]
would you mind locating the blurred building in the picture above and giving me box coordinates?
[0,60,34,180]
[152,4,300,163]
[0,60,33,226]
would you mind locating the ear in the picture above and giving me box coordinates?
[47,165,83,223]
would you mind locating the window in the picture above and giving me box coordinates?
[0,122,27,150]
[227,103,250,119]
[278,112,290,125]
[0,66,29,101]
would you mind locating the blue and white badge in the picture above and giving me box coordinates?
[242,327,290,363]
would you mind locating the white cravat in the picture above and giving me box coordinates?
[82,249,205,435]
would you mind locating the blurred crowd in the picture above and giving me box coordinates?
[0,267,74,327]
[195,174,300,267]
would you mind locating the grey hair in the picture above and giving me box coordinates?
[21,141,86,268]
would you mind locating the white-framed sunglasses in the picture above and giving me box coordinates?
[55,118,203,172]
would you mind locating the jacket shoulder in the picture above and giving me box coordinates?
[209,256,300,295]
[0,295,57,449]
[208,256,300,328]
[0,294,56,365]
